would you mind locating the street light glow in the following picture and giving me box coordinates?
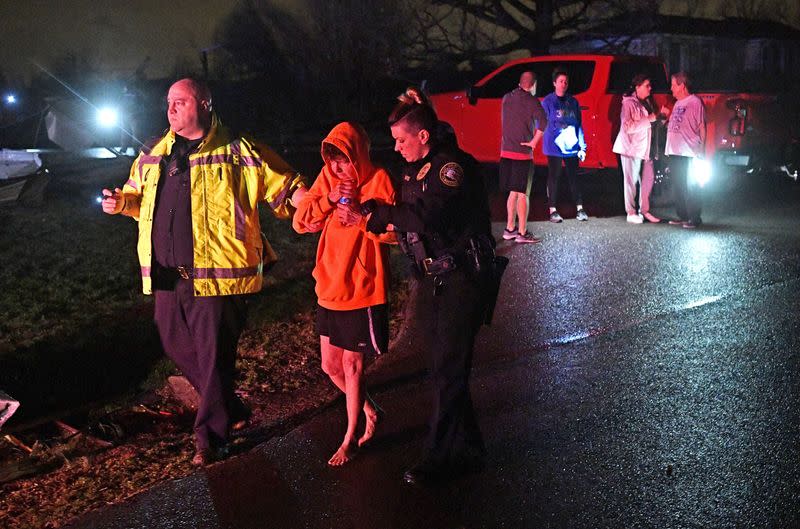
[4,94,16,105]
[96,106,119,128]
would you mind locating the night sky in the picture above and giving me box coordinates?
[0,1,247,82]
[1,1,798,84]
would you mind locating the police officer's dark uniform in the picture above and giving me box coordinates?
[366,138,495,484]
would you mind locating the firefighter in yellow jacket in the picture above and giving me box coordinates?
[102,78,307,465]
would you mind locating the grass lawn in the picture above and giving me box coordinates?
[0,152,410,528]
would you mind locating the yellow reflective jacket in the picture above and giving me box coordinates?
[120,114,304,296]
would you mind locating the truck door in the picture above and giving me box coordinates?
[461,65,530,162]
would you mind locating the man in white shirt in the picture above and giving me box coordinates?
[665,71,706,229]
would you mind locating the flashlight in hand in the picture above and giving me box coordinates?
[98,190,120,209]
[97,192,116,205]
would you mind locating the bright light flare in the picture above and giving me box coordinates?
[96,106,119,128]
[689,158,711,187]
[4,94,16,105]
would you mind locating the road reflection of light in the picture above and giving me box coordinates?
[680,295,723,310]
[551,331,591,345]
[682,234,719,274]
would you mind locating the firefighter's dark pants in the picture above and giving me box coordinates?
[154,279,247,451]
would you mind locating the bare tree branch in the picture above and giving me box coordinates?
[413,0,642,64]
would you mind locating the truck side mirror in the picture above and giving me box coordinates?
[467,85,483,105]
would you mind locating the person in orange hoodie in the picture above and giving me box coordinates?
[293,122,396,466]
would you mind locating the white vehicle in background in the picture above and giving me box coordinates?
[0,149,48,204]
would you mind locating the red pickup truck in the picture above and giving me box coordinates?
[427,54,794,178]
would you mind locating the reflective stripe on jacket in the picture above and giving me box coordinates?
[121,114,304,296]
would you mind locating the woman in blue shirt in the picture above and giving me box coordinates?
[541,68,588,222]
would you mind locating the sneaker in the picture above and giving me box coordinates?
[515,231,542,244]
[642,212,661,223]
[682,220,701,229]
[502,228,517,240]
[576,209,589,221]
[549,211,563,223]
[626,214,643,224]
[668,219,685,225]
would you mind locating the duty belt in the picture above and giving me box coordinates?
[421,254,457,276]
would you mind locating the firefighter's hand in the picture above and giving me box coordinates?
[291,186,308,206]
[101,188,124,215]
[577,150,586,162]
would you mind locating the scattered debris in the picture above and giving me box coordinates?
[166,376,199,410]
[55,421,113,449]
[0,391,20,430]
[3,434,32,454]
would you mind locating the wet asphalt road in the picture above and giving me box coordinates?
[68,171,800,529]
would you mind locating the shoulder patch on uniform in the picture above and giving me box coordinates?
[439,162,463,188]
[416,162,431,181]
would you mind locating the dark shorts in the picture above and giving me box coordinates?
[316,304,389,357]
[499,158,533,194]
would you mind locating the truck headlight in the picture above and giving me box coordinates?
[96,106,119,128]
[689,158,711,187]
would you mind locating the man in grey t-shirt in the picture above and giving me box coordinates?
[499,71,547,243]
[665,71,706,228]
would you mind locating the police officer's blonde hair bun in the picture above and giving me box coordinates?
[398,87,425,106]
[389,86,437,132]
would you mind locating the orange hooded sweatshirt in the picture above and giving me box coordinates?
[293,122,395,311]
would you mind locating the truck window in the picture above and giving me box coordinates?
[479,61,596,98]
[608,59,669,94]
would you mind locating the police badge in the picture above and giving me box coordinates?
[416,162,432,181]
[439,162,463,187]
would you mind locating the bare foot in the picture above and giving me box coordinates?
[328,441,358,466]
[358,407,385,447]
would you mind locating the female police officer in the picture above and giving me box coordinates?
[363,88,495,484]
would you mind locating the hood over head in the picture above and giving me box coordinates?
[320,122,374,185]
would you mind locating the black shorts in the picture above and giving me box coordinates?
[499,158,533,194]
[316,304,389,357]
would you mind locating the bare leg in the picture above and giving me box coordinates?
[320,336,346,391]
[505,192,516,231]
[514,191,530,235]
[321,337,383,463]
[321,336,379,417]
[358,392,384,447]
[328,349,364,466]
